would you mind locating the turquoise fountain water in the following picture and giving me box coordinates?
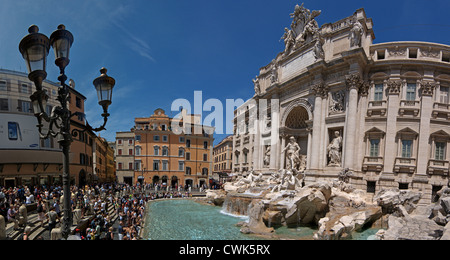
[142,199,379,240]
[143,200,254,240]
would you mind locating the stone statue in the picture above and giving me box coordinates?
[282,136,301,171]
[270,61,278,85]
[327,131,343,166]
[296,10,321,45]
[271,169,302,193]
[338,168,353,183]
[253,76,261,96]
[350,19,363,47]
[281,27,296,56]
[235,170,264,188]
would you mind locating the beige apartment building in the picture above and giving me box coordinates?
[233,6,450,204]
[0,69,63,187]
[213,135,233,174]
[115,131,135,185]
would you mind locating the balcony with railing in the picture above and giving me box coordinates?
[394,157,417,173]
[427,159,449,176]
[399,100,420,117]
[362,156,384,172]
[367,100,387,117]
[432,102,450,120]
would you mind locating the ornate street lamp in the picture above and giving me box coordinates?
[19,24,115,239]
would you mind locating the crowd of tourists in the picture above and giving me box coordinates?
[0,182,201,240]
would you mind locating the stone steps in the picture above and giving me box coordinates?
[6,202,118,240]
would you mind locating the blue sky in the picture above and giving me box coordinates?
[1,0,449,145]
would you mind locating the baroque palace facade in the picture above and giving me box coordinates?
[233,5,450,204]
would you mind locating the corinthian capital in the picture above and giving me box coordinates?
[345,73,363,90]
[420,80,436,96]
[311,82,328,99]
[386,80,401,95]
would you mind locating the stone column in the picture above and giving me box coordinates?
[270,95,280,170]
[416,80,435,175]
[252,113,261,171]
[383,80,402,173]
[0,215,5,240]
[279,135,287,170]
[344,74,362,170]
[311,83,327,169]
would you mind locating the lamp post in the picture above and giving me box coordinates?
[19,24,116,239]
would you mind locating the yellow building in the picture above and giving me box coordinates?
[130,108,214,189]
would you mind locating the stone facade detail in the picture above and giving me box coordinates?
[232,4,450,206]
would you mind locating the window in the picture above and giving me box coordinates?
[367,181,376,193]
[135,146,141,156]
[370,139,380,157]
[162,147,169,156]
[204,141,208,149]
[118,163,123,170]
[440,86,449,104]
[154,146,160,156]
[203,154,208,162]
[161,124,166,131]
[129,149,133,155]
[406,83,416,101]
[186,152,191,161]
[435,142,446,161]
[178,161,184,171]
[118,149,122,155]
[0,81,6,91]
[135,135,141,142]
[162,135,168,142]
[374,84,384,101]
[129,139,133,145]
[399,183,409,190]
[118,139,122,145]
[153,135,160,142]
[186,167,192,175]
[135,161,141,171]
[20,84,30,94]
[129,163,133,170]
[18,100,32,113]
[0,99,8,111]
[186,139,191,148]
[153,161,159,171]
[162,161,168,171]
[179,148,184,157]
[202,168,208,176]
[179,137,185,143]
[76,97,82,108]
[401,140,413,158]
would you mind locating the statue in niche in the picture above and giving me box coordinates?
[327,131,343,166]
[350,19,363,48]
[263,145,271,167]
[253,76,261,96]
[282,136,301,171]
